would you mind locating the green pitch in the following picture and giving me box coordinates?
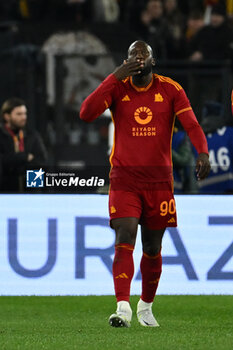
[0,295,232,350]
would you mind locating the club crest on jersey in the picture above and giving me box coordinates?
[154,93,163,102]
[134,106,153,125]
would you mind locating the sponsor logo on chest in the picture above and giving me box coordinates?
[121,92,165,137]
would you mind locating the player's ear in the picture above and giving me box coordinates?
[123,59,128,65]
[152,58,156,66]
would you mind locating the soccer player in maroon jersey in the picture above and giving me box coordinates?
[80,40,210,328]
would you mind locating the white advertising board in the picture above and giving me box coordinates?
[0,195,232,295]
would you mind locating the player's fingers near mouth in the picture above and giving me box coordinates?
[128,60,143,67]
[131,71,142,76]
[129,63,144,73]
[128,65,142,73]
[127,64,141,72]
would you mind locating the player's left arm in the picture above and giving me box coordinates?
[174,89,211,180]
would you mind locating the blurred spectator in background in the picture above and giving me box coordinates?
[197,101,233,193]
[185,10,205,57]
[92,0,120,23]
[137,0,177,59]
[0,98,47,192]
[188,4,233,118]
[124,0,148,32]
[189,4,233,61]
[177,0,204,15]
[203,0,233,24]
[172,125,197,193]
[117,0,128,22]
[164,0,186,58]
[46,0,92,24]
[45,0,119,24]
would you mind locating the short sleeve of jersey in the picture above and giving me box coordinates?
[174,87,192,116]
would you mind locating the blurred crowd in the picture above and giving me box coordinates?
[1,0,233,61]
[0,0,233,194]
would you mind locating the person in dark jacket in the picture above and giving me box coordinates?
[188,4,233,118]
[0,97,47,192]
[189,4,233,61]
[137,0,176,59]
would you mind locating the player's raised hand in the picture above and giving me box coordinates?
[196,153,211,180]
[113,60,144,81]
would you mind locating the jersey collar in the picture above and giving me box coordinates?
[130,74,154,92]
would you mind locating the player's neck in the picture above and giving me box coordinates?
[132,73,152,87]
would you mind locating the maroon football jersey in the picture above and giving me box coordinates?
[80,73,208,183]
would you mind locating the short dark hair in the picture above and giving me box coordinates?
[1,97,26,122]
[211,4,226,17]
[188,10,204,20]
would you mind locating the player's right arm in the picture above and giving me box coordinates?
[80,61,143,122]
[79,74,117,123]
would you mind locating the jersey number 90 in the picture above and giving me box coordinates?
[160,199,176,216]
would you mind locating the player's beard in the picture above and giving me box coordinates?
[138,63,153,77]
